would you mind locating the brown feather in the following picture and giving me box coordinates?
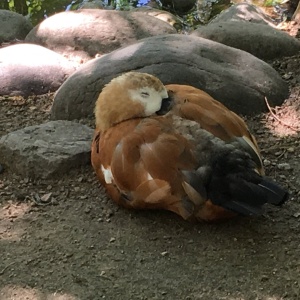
[91,116,199,219]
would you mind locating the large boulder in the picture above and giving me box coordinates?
[132,7,184,30]
[209,3,275,26]
[0,44,76,97]
[25,9,176,63]
[0,121,93,179]
[50,34,288,120]
[0,10,33,43]
[191,21,300,60]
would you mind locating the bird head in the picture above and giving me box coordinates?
[95,72,172,131]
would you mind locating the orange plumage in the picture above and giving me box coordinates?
[91,72,288,221]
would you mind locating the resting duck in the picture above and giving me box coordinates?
[91,72,288,221]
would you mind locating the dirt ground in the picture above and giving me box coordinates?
[1,40,300,300]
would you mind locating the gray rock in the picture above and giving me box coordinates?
[209,3,275,26]
[25,9,176,63]
[78,0,104,9]
[0,10,33,43]
[0,43,76,96]
[131,8,184,30]
[0,121,93,179]
[277,163,292,170]
[50,34,288,120]
[191,21,300,60]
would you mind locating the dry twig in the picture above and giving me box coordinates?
[264,97,298,131]
[0,262,15,276]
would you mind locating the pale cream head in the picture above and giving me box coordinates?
[95,72,169,131]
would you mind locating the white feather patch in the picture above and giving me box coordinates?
[147,173,153,180]
[129,87,168,116]
[101,165,113,184]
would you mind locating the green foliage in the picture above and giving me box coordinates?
[263,0,284,7]
[26,0,42,14]
[4,0,73,24]
[0,0,9,9]
[105,0,138,10]
[5,0,41,15]
[182,10,201,28]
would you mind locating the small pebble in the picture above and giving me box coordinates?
[293,212,300,218]
[51,199,59,206]
[161,251,168,256]
[277,163,292,170]
[282,72,293,80]
[261,275,269,282]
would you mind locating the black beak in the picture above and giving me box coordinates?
[156,97,173,115]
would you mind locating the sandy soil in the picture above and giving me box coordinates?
[1,42,300,300]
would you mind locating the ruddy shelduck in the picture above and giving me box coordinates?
[91,72,288,221]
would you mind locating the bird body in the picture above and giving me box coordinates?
[91,72,288,221]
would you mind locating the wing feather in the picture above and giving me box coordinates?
[93,117,198,217]
[166,84,264,173]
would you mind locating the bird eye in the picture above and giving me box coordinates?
[141,91,149,98]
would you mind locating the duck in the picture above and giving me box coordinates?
[91,72,288,221]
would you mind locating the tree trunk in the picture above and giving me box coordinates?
[14,0,28,15]
[0,0,9,10]
[292,0,300,22]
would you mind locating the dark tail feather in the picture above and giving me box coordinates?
[206,149,289,216]
[183,147,289,216]
[183,170,289,216]
[207,175,289,216]
[258,177,289,206]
